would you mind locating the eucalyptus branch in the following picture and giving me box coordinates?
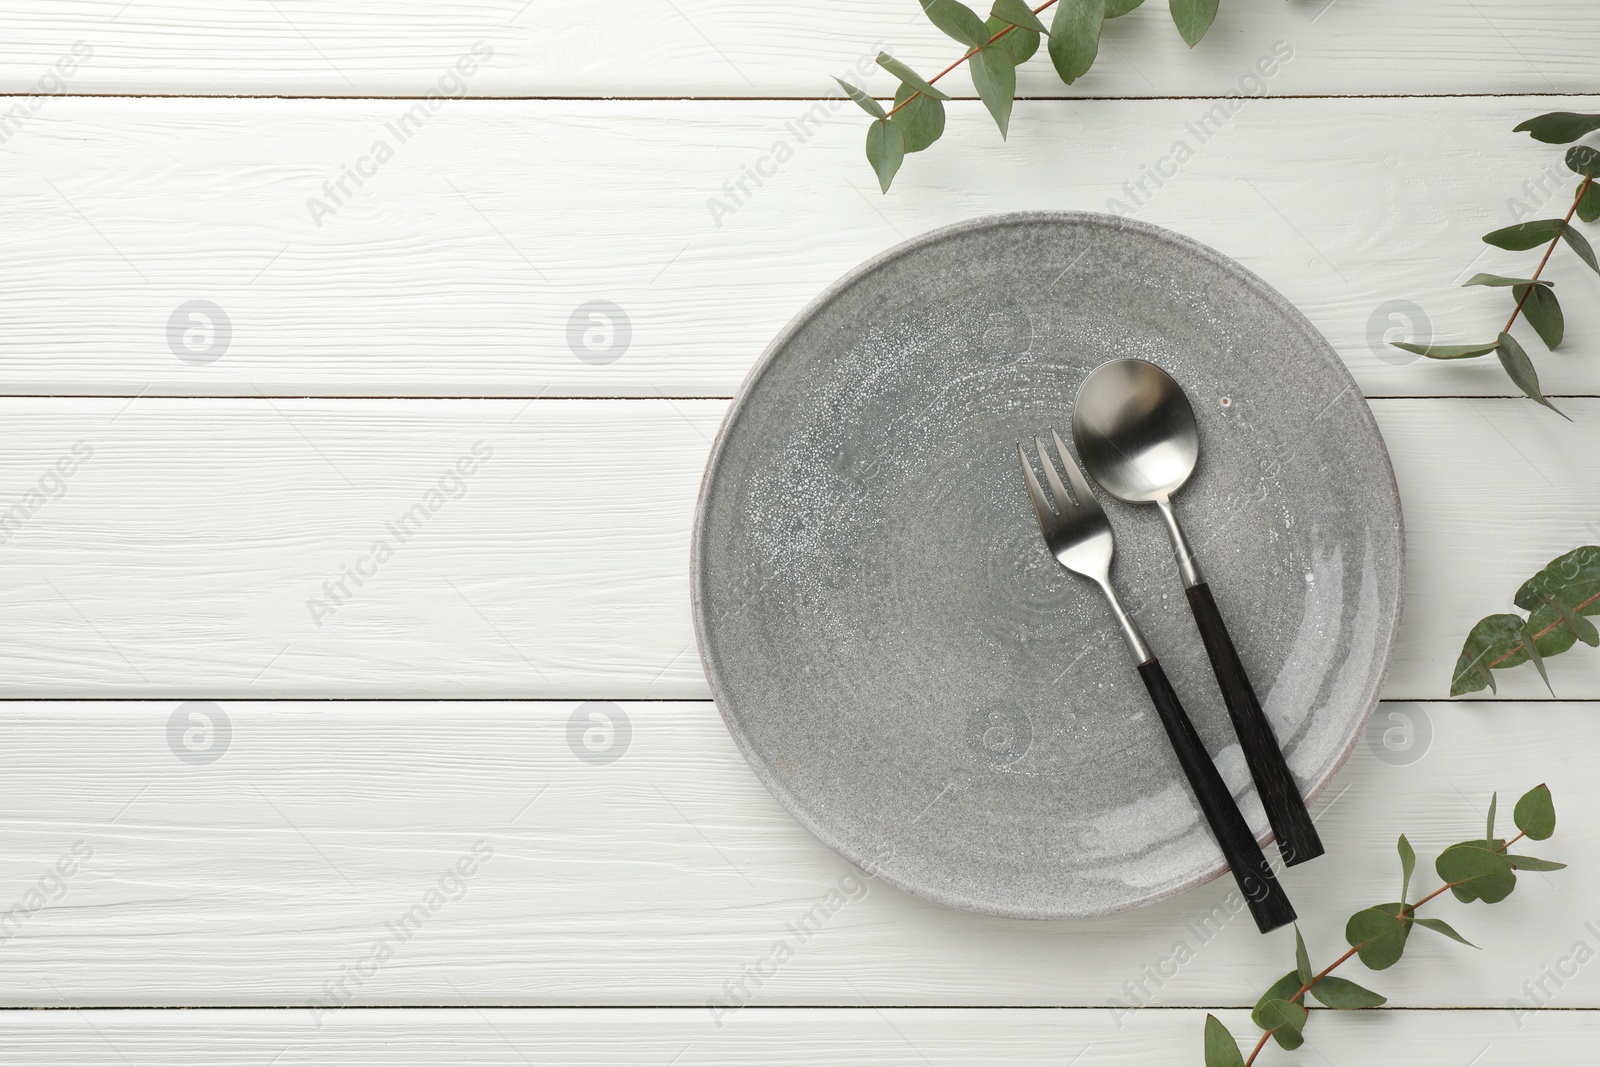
[834,0,1224,192]
[1392,112,1600,416]
[1205,786,1565,1067]
[1451,545,1600,697]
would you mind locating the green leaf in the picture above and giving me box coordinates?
[1308,975,1387,1010]
[1451,612,1527,695]
[1464,274,1552,288]
[1048,0,1105,84]
[1515,548,1600,616]
[1345,905,1410,970]
[1514,112,1600,144]
[1486,792,1498,842]
[919,0,992,47]
[891,85,946,153]
[1566,145,1600,179]
[991,0,1049,33]
[1398,834,1415,905]
[1168,0,1218,47]
[1294,926,1313,986]
[834,77,885,119]
[1536,595,1600,648]
[1577,181,1600,224]
[969,45,1016,137]
[864,118,904,193]
[1562,223,1599,275]
[1517,284,1564,351]
[1391,340,1498,360]
[1106,0,1146,13]
[1519,620,1556,695]
[1203,1015,1245,1067]
[1514,783,1556,840]
[1436,843,1517,904]
[983,15,1040,63]
[1484,219,1566,250]
[1251,998,1307,1051]
[1506,853,1567,872]
[1497,331,1568,419]
[875,54,949,100]
[1256,971,1303,1014]
[1411,916,1476,947]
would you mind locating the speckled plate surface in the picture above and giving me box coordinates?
[691,212,1403,919]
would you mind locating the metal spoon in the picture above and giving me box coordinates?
[1072,358,1324,867]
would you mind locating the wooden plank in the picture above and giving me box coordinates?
[0,700,1589,1006]
[0,1007,1591,1063]
[2,1,1598,97]
[1,97,1598,398]
[0,396,1591,699]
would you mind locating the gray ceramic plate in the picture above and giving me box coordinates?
[692,212,1403,919]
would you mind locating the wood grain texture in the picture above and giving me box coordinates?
[0,397,1592,700]
[2,97,1599,398]
[0,700,1588,1007]
[0,1007,1593,1064]
[1,1,1598,97]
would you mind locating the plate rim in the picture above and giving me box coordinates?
[690,209,1406,919]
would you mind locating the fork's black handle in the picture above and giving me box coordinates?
[1136,658,1296,934]
[1185,582,1325,868]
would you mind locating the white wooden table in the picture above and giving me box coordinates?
[0,2,1596,1061]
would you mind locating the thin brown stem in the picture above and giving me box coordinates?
[884,0,1061,120]
[1240,832,1527,1066]
[1502,175,1593,334]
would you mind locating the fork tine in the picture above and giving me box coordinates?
[1016,443,1055,531]
[1051,429,1101,513]
[1035,435,1075,512]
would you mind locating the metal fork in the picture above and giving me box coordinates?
[1017,430,1295,934]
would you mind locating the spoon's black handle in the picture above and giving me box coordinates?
[1185,581,1324,867]
[1136,658,1296,934]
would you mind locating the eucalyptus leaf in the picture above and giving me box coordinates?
[1515,548,1600,616]
[1486,792,1498,842]
[1562,224,1599,275]
[1534,595,1600,648]
[1578,182,1600,224]
[834,77,885,119]
[1513,783,1556,840]
[1436,844,1517,904]
[1049,0,1105,85]
[1464,273,1551,288]
[1497,332,1568,419]
[1518,620,1556,695]
[865,118,905,193]
[991,0,1049,33]
[919,0,993,47]
[1251,998,1307,1051]
[876,54,949,100]
[1410,916,1475,948]
[1106,0,1146,13]
[1391,340,1498,360]
[1513,111,1600,144]
[1567,145,1600,179]
[1483,219,1566,250]
[1451,612,1524,696]
[1294,926,1313,986]
[969,45,1016,137]
[1256,971,1303,1014]
[1398,834,1415,905]
[1345,905,1409,970]
[1203,1015,1244,1067]
[1168,0,1218,47]
[1506,853,1567,872]
[984,15,1041,63]
[1308,975,1386,1010]
[1516,284,1564,350]
[891,86,946,153]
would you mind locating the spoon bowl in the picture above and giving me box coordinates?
[1072,358,1199,504]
